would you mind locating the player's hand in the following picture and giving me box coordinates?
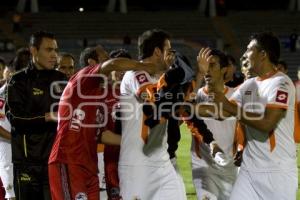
[197,47,212,75]
[233,149,243,166]
[45,112,58,122]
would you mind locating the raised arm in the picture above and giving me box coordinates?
[100,58,158,76]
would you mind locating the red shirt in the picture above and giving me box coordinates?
[49,65,119,174]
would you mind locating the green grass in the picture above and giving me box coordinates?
[177,124,300,200]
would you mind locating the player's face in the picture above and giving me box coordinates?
[205,55,222,86]
[161,39,172,69]
[57,56,75,79]
[242,39,262,75]
[31,38,58,70]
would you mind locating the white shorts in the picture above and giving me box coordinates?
[119,162,186,200]
[192,154,237,200]
[0,162,15,198]
[0,141,15,198]
[230,168,298,200]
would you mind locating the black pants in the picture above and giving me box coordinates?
[13,164,51,200]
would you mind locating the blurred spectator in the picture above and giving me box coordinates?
[56,53,75,79]
[13,47,31,71]
[289,0,300,12]
[106,0,127,14]
[12,13,22,33]
[276,60,288,74]
[289,29,298,52]
[198,0,216,17]
[16,0,39,13]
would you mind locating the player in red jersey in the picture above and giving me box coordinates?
[48,58,158,200]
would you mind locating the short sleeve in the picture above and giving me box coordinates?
[266,77,291,110]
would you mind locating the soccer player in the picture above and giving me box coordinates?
[191,49,239,200]
[48,54,159,200]
[0,63,15,200]
[56,52,76,79]
[118,29,186,200]
[213,32,298,200]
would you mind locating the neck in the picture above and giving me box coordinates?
[32,59,43,70]
[257,63,276,77]
[141,57,164,76]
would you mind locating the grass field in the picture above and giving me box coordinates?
[176,124,300,200]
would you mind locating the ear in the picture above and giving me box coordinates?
[153,47,162,57]
[221,67,229,81]
[30,46,37,57]
[260,50,267,60]
[87,58,97,66]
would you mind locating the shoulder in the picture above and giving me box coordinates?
[49,70,67,80]
[10,68,27,81]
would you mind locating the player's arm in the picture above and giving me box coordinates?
[194,48,211,92]
[100,130,121,145]
[214,92,286,133]
[100,58,158,76]
[0,126,10,140]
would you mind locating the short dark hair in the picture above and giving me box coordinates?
[138,29,170,60]
[59,52,75,62]
[250,32,280,65]
[109,49,132,59]
[209,49,229,69]
[79,47,98,67]
[29,31,56,49]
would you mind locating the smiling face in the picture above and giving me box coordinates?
[31,37,58,70]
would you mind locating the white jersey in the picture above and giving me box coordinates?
[295,80,300,102]
[0,83,15,198]
[119,70,169,167]
[0,83,12,163]
[191,86,238,200]
[196,86,237,157]
[230,71,297,172]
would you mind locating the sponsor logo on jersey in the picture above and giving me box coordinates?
[0,98,5,109]
[136,73,148,84]
[275,90,288,104]
[20,173,31,182]
[75,192,88,200]
[70,108,86,131]
[32,88,44,95]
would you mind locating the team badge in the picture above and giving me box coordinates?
[275,90,288,104]
[75,192,88,200]
[136,73,148,84]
